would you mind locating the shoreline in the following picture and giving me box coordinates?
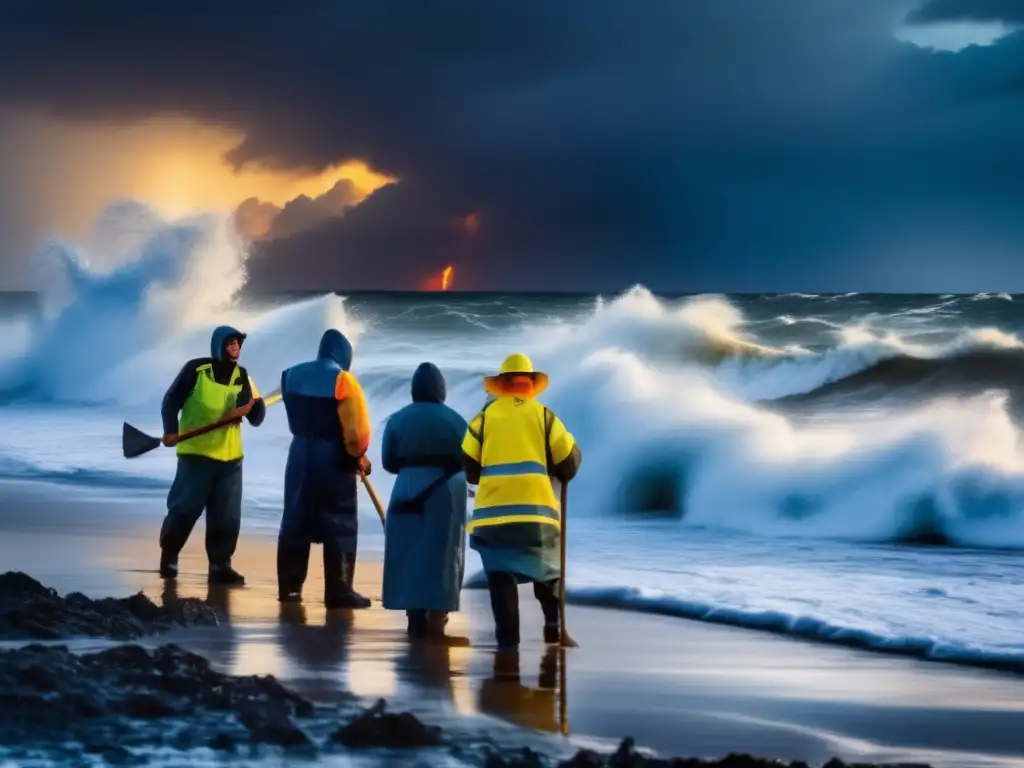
[551,590,1024,678]
[8,474,1024,681]
[1,479,1023,766]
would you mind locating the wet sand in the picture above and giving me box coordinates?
[2,479,1024,767]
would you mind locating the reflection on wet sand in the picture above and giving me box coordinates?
[277,603,355,703]
[396,634,474,712]
[204,582,233,619]
[8,513,1024,766]
[477,647,566,736]
[152,541,573,738]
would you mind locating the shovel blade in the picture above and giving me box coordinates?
[122,422,162,459]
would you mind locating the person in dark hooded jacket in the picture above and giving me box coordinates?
[381,363,469,637]
[159,325,267,585]
[277,329,373,608]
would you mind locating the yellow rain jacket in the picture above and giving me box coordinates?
[462,353,581,582]
[463,397,574,533]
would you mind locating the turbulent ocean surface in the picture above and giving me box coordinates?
[1,206,1023,675]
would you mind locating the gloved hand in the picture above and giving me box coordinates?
[226,400,254,422]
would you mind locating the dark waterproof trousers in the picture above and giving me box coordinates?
[277,452,364,605]
[486,571,561,648]
[159,455,243,567]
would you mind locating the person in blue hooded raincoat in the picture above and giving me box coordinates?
[158,325,267,585]
[381,363,469,637]
[277,329,373,608]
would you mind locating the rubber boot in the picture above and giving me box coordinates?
[324,551,371,609]
[407,610,429,638]
[158,518,192,580]
[537,579,561,644]
[343,552,371,608]
[277,544,309,603]
[427,611,449,637]
[208,560,245,586]
[543,623,561,645]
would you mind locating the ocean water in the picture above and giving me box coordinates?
[1,203,1023,675]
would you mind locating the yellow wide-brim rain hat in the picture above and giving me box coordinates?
[484,352,549,397]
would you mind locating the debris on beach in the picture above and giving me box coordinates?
[332,697,443,748]
[0,571,217,640]
[0,640,937,768]
[484,738,935,768]
[0,642,314,751]
[0,574,936,768]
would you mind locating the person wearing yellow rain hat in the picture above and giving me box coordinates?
[461,353,582,649]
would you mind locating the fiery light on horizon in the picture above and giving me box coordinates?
[421,264,455,291]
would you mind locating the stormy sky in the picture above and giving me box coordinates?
[1,0,1023,292]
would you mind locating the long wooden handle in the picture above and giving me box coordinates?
[359,472,387,528]
[176,413,242,443]
[559,482,578,648]
[558,482,572,734]
[175,389,283,445]
[560,482,568,628]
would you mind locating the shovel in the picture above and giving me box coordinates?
[122,387,282,459]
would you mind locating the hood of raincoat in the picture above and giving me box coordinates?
[317,329,353,371]
[411,362,446,404]
[210,325,247,361]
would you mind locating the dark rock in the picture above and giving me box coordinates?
[496,739,936,768]
[122,693,180,719]
[0,571,55,600]
[331,697,443,748]
[551,739,793,768]
[0,642,314,751]
[0,571,217,641]
[488,747,545,768]
[239,707,313,747]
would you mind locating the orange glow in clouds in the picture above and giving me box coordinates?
[421,265,455,291]
[4,113,395,235]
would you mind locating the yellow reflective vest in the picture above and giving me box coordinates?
[462,396,577,533]
[177,363,246,461]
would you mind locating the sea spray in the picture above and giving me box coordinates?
[0,200,250,403]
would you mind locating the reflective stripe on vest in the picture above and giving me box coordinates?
[466,398,560,533]
[177,363,244,461]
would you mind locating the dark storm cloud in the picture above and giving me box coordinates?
[3,0,1024,290]
[234,179,363,242]
[907,0,1024,24]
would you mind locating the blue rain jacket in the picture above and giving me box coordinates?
[279,330,359,552]
[381,363,469,613]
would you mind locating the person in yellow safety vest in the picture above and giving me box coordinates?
[158,325,267,585]
[462,353,582,649]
